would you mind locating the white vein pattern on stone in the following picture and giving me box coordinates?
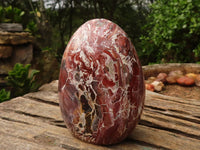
[58,19,145,145]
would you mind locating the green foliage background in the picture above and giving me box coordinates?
[0,63,39,102]
[0,5,24,23]
[140,0,200,64]
[0,89,10,102]
[6,63,40,98]
[0,0,199,65]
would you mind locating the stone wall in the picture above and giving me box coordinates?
[0,23,34,88]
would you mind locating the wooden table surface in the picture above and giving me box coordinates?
[0,80,200,150]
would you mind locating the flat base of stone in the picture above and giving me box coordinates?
[0,23,23,32]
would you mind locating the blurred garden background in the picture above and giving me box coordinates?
[0,0,200,101]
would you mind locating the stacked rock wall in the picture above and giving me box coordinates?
[0,23,34,88]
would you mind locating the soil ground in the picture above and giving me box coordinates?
[159,84,200,100]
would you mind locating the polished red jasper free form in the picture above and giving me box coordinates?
[58,19,145,145]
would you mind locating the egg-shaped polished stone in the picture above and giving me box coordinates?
[58,19,145,145]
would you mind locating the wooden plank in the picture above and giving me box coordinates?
[145,91,200,117]
[0,106,149,150]
[0,119,113,150]
[17,90,200,139]
[0,133,64,150]
[0,97,62,121]
[145,90,200,127]
[0,80,200,150]
[142,109,200,137]
[129,125,200,150]
[38,80,58,93]
[146,90,200,106]
[24,90,59,105]
[0,96,199,149]
[1,102,200,150]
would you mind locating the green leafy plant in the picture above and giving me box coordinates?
[0,6,24,23]
[6,63,40,98]
[0,89,10,102]
[25,20,40,37]
[140,0,200,64]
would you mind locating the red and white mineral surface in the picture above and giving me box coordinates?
[58,19,145,145]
